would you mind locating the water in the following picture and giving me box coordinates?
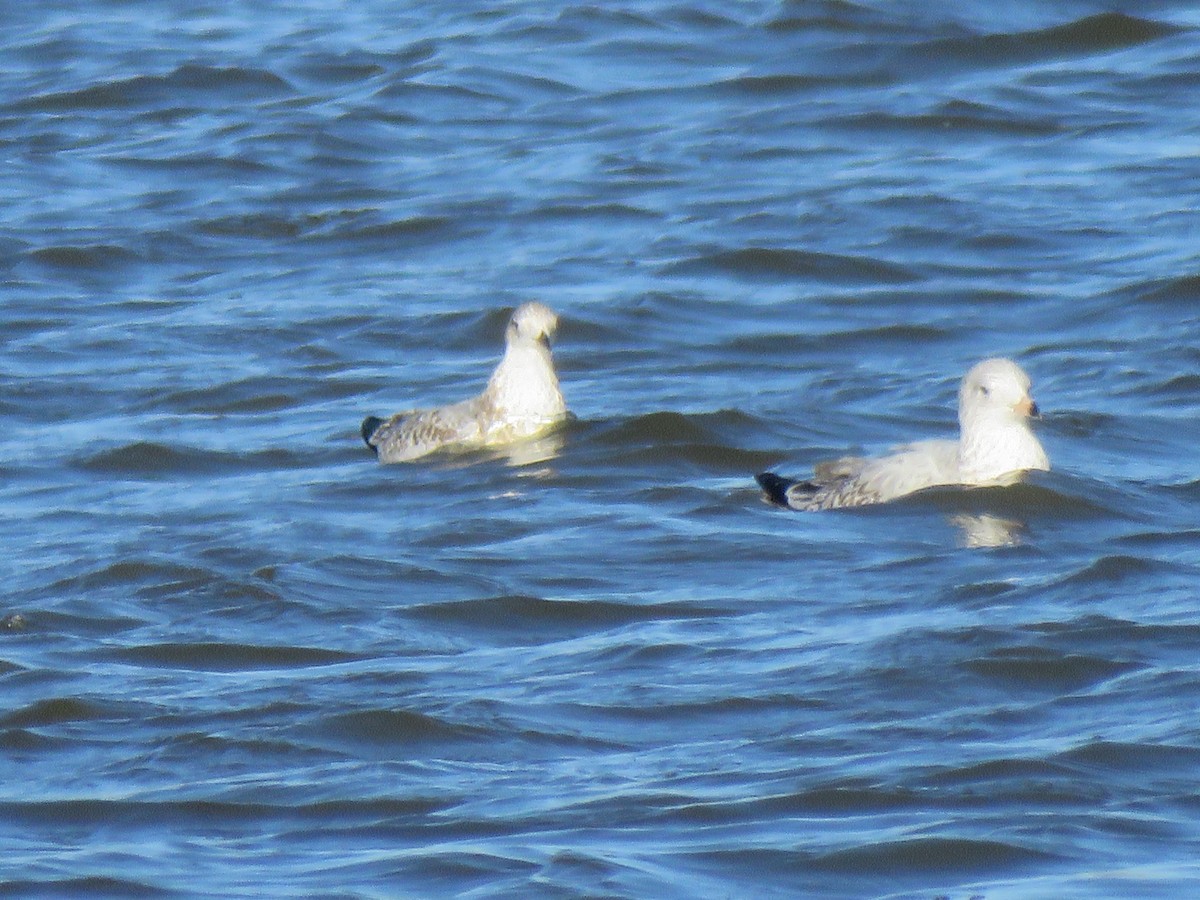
[3,1,1200,896]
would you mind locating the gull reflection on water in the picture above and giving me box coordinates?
[490,433,565,498]
[499,429,565,471]
[427,428,567,501]
[433,425,567,473]
[949,512,1028,549]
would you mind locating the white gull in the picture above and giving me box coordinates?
[362,301,567,463]
[757,357,1049,511]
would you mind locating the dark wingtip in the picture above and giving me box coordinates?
[755,471,796,507]
[361,416,384,452]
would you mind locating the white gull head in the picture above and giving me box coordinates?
[956,357,1049,484]
[506,300,559,346]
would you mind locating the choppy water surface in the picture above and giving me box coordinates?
[4,1,1200,896]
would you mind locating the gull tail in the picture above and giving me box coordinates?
[361,416,385,453]
[756,471,798,508]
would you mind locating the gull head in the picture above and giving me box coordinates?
[507,301,559,347]
[959,357,1039,424]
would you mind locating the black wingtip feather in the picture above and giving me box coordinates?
[361,416,384,452]
[755,471,796,507]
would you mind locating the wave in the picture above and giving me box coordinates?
[961,646,1140,692]
[0,795,445,827]
[316,708,482,748]
[763,10,1179,88]
[662,246,918,284]
[0,876,170,898]
[407,592,725,645]
[76,441,304,478]
[13,64,292,113]
[103,642,362,672]
[577,410,779,474]
[898,471,1138,522]
[687,838,1058,887]
[0,697,107,729]
[808,835,1060,874]
[1125,272,1200,308]
[829,105,1064,138]
[1060,738,1200,774]
[27,243,140,271]
[924,13,1180,65]
[730,324,949,358]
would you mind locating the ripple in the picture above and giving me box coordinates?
[394,852,538,892]
[911,13,1181,71]
[104,642,363,672]
[48,558,214,596]
[830,106,1064,138]
[288,54,389,88]
[1061,740,1200,777]
[101,152,277,177]
[407,593,722,645]
[906,475,1127,521]
[591,409,764,446]
[1055,554,1159,587]
[162,377,301,414]
[76,442,303,478]
[0,793,453,831]
[720,72,884,95]
[0,876,170,898]
[522,201,661,222]
[731,324,949,358]
[674,782,917,823]
[0,728,60,752]
[809,836,1060,874]
[961,647,1140,692]
[1128,271,1200,308]
[920,756,1076,788]
[0,697,108,729]
[15,64,292,112]
[663,247,918,284]
[316,708,481,748]
[27,244,140,270]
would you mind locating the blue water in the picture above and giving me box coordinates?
[4,2,1200,896]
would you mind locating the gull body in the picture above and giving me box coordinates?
[757,358,1049,511]
[362,302,567,463]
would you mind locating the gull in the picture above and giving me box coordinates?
[362,301,567,463]
[757,357,1049,510]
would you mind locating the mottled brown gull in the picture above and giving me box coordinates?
[757,357,1049,511]
[362,302,567,464]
